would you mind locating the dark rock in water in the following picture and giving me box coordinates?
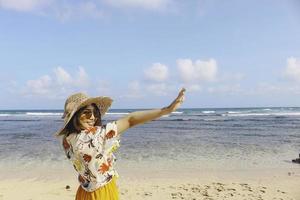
[66,185,70,189]
[292,154,300,164]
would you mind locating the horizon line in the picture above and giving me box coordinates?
[1,106,300,111]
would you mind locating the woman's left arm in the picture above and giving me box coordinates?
[116,88,185,135]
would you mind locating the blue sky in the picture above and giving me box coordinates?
[0,0,300,109]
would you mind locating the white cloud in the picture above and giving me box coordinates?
[52,66,90,90]
[177,58,218,83]
[146,83,168,96]
[144,63,169,82]
[219,72,245,82]
[252,83,282,95]
[76,66,90,88]
[53,1,105,21]
[54,67,72,85]
[0,0,105,21]
[0,0,173,20]
[207,84,242,95]
[25,75,52,95]
[95,80,112,96]
[186,84,202,92]
[284,57,300,82]
[0,0,50,12]
[22,67,91,98]
[79,1,104,18]
[128,80,140,91]
[103,0,173,11]
[244,82,300,96]
[121,80,144,99]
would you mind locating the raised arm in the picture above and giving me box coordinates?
[116,88,185,135]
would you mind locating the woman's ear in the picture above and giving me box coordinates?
[95,113,102,126]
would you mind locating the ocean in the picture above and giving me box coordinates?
[0,107,299,179]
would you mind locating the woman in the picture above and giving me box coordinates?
[55,88,185,200]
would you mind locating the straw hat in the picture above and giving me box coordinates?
[55,92,113,136]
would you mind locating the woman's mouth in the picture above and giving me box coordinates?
[87,121,94,125]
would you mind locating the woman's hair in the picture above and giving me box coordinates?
[65,103,101,135]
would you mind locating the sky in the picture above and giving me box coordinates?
[0,0,300,109]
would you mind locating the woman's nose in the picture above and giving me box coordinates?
[90,112,95,120]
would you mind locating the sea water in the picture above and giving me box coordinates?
[0,108,299,178]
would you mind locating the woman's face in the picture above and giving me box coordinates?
[78,105,97,130]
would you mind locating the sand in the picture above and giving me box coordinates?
[0,166,299,200]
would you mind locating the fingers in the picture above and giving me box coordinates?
[169,88,186,110]
[179,88,186,96]
[180,95,185,102]
[178,96,184,104]
[178,88,186,100]
[176,88,185,104]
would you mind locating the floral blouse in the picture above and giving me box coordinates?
[62,121,120,192]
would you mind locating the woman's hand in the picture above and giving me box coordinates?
[164,88,186,113]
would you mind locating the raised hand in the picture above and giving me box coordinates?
[165,88,186,113]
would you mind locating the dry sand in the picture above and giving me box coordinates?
[0,167,299,200]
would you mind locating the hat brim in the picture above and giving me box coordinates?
[54,96,113,137]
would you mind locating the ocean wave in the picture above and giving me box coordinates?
[272,112,300,116]
[222,112,300,117]
[263,108,272,111]
[202,118,229,121]
[106,112,130,115]
[159,111,183,117]
[0,114,11,117]
[159,118,220,122]
[1,112,130,117]
[226,111,241,114]
[202,111,215,114]
[0,119,41,122]
[171,111,183,114]
[169,119,187,121]
[26,112,62,116]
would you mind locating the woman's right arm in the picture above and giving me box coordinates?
[116,88,185,135]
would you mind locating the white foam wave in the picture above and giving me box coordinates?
[0,114,11,117]
[107,111,181,116]
[106,112,130,115]
[223,112,300,117]
[226,111,241,114]
[171,111,183,114]
[26,112,62,116]
[202,111,215,114]
[270,112,300,116]
[203,118,219,121]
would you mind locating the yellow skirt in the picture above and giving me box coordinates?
[75,176,119,200]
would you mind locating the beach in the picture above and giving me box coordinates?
[0,167,299,200]
[0,108,299,199]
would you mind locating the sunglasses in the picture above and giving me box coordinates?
[80,108,98,119]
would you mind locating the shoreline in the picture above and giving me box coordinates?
[0,167,299,200]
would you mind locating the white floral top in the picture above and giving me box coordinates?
[62,121,120,192]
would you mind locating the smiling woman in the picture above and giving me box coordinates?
[55,88,185,200]
[75,104,101,131]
